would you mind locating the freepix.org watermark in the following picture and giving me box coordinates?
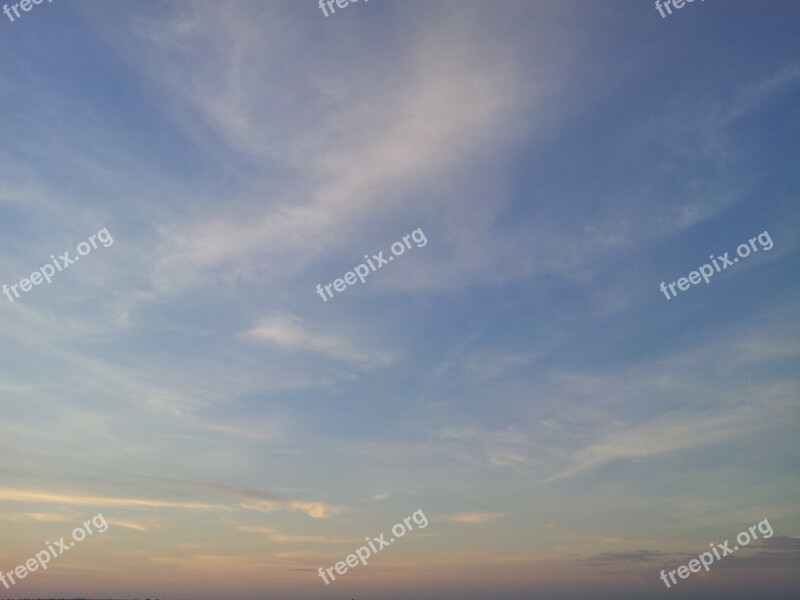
[654,0,705,19]
[659,518,773,588]
[317,509,428,585]
[0,513,109,591]
[3,227,114,303]
[318,0,367,18]
[659,230,773,300]
[315,227,427,302]
[3,0,56,24]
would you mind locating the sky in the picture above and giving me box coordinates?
[0,0,798,599]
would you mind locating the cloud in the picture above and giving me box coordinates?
[446,512,502,524]
[235,525,276,535]
[541,412,751,483]
[538,330,800,484]
[0,484,340,520]
[235,525,351,544]
[107,518,151,532]
[717,536,800,570]
[238,500,282,513]
[243,315,393,366]
[240,500,341,520]
[727,61,800,122]
[90,0,549,303]
[440,427,530,467]
[158,480,343,520]
[582,550,669,567]
[288,501,340,519]
[0,512,73,523]
[0,487,224,511]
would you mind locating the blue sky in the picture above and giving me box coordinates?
[0,1,798,599]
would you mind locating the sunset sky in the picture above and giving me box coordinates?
[0,1,798,599]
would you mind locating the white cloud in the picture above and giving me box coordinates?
[540,404,780,484]
[244,315,393,366]
[86,1,551,302]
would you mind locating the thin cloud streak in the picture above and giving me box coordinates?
[244,315,393,366]
[541,412,754,483]
[0,487,225,511]
[446,512,503,524]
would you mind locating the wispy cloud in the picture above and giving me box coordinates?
[243,314,393,366]
[716,537,800,570]
[582,549,669,567]
[440,427,529,467]
[287,500,342,519]
[446,512,502,524]
[240,499,342,520]
[0,512,73,523]
[235,525,351,544]
[107,518,151,532]
[0,487,224,511]
[0,485,341,520]
[153,480,343,520]
[541,412,753,483]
